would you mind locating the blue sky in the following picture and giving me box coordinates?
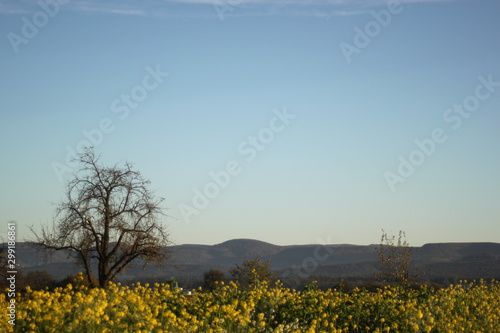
[1,0,499,246]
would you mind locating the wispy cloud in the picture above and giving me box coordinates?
[71,1,147,16]
[168,0,455,4]
[0,1,33,15]
[0,0,460,17]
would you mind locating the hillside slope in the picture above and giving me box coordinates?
[5,240,500,284]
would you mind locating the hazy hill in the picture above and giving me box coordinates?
[4,239,500,285]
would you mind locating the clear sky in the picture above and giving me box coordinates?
[1,0,499,247]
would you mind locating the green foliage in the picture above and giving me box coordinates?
[303,281,319,293]
[203,269,225,291]
[22,271,57,290]
[57,272,98,289]
[230,257,275,288]
[165,277,179,290]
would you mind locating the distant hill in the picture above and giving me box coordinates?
[4,240,500,286]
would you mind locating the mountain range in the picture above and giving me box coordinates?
[7,239,500,287]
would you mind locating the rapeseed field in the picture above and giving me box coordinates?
[3,277,500,332]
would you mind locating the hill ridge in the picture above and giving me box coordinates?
[4,240,500,284]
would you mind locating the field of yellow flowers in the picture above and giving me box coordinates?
[2,278,500,333]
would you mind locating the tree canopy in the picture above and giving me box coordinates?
[34,149,170,287]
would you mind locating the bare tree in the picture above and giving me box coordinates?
[376,230,413,285]
[33,149,169,288]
